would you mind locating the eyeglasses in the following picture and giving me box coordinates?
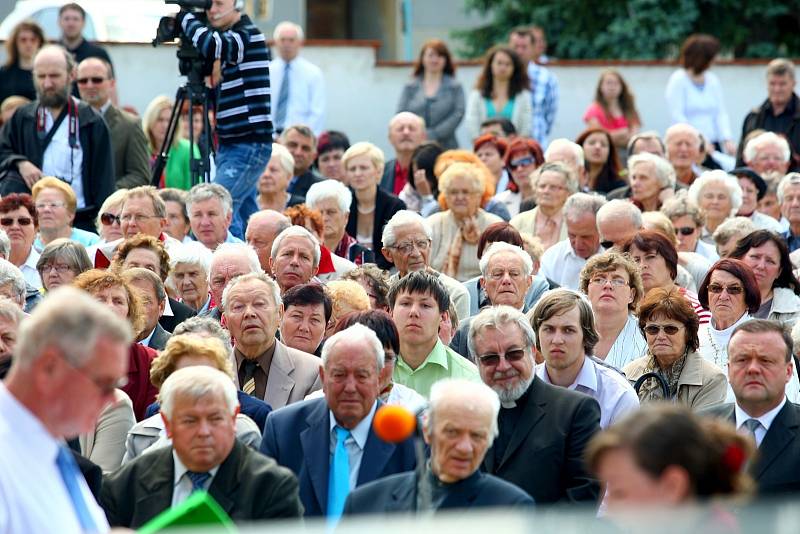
[120,213,161,223]
[674,227,696,236]
[509,157,535,170]
[600,240,615,249]
[707,283,744,295]
[390,239,430,255]
[76,77,106,85]
[100,212,121,226]
[62,355,128,397]
[444,188,478,197]
[477,349,527,366]
[41,263,73,274]
[34,201,66,211]
[589,276,628,288]
[644,324,683,336]
[0,217,32,226]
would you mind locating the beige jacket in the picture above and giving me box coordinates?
[428,209,503,282]
[79,389,135,473]
[623,350,727,411]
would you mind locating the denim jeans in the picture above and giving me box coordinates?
[214,141,272,239]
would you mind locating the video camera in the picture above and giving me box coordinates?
[153,0,214,78]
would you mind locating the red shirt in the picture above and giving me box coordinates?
[393,161,409,196]
[124,343,159,421]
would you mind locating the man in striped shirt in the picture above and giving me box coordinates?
[179,0,273,240]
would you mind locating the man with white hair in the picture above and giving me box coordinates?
[270,21,325,136]
[596,199,642,250]
[468,305,601,504]
[544,138,585,185]
[608,152,675,204]
[665,123,705,185]
[738,58,800,170]
[1,287,131,532]
[260,323,418,518]
[246,210,291,273]
[101,366,303,528]
[187,183,242,251]
[168,240,213,314]
[203,242,262,320]
[540,193,605,290]
[270,225,321,293]
[779,173,800,252]
[306,179,373,264]
[381,112,427,195]
[381,210,470,321]
[743,131,792,179]
[343,379,533,514]
[0,297,25,379]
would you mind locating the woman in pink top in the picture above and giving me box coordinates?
[583,69,641,150]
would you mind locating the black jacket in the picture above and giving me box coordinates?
[737,93,800,170]
[346,186,406,270]
[0,99,115,231]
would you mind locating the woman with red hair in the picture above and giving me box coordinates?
[492,137,544,217]
[473,134,509,194]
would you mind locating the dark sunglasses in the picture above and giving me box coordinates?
[644,324,683,336]
[477,349,527,366]
[100,212,121,226]
[707,283,744,295]
[600,240,615,249]
[509,157,535,170]
[0,217,32,226]
[76,77,106,85]
[674,227,696,236]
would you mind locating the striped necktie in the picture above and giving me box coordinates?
[241,359,258,396]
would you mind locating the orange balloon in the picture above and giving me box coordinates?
[373,404,416,443]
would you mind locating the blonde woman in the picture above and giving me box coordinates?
[142,95,198,190]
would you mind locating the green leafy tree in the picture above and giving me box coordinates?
[456,0,800,59]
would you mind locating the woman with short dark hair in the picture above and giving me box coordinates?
[0,193,39,289]
[36,238,92,292]
[624,287,727,409]
[0,20,44,103]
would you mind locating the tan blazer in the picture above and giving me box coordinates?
[624,350,727,411]
[79,389,135,473]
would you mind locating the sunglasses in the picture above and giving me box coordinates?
[644,324,683,336]
[477,349,527,366]
[100,212,121,226]
[707,283,744,295]
[509,157,535,170]
[600,240,615,250]
[0,217,32,226]
[76,77,106,85]
[674,227,696,236]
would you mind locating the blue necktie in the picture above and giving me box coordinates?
[55,446,98,533]
[274,61,290,130]
[327,426,351,520]
[187,471,211,492]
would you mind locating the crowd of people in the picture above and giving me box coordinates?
[2,1,800,532]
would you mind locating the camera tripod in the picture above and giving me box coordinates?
[150,43,215,188]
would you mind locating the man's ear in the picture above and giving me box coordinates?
[162,412,173,438]
[381,247,394,264]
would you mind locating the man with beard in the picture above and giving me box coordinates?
[380,112,426,195]
[0,45,114,232]
[468,305,601,504]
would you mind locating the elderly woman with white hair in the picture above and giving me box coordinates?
[343,142,406,270]
[257,143,305,212]
[167,241,213,313]
[660,194,719,262]
[306,179,373,265]
[743,131,792,180]
[687,170,743,244]
[510,162,578,250]
[428,162,503,281]
[627,153,676,212]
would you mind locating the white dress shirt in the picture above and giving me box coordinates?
[539,239,599,290]
[270,55,326,134]
[171,449,220,506]
[0,383,110,533]
[21,247,42,291]
[734,397,786,447]
[603,314,648,371]
[41,108,86,209]
[328,401,377,490]
[537,357,640,429]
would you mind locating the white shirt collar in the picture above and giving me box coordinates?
[328,400,378,451]
[172,448,220,489]
[735,397,786,432]
[0,382,60,464]
[536,356,596,393]
[138,326,156,347]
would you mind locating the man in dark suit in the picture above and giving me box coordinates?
[101,366,302,528]
[260,323,417,519]
[280,125,322,199]
[122,268,172,351]
[701,319,800,495]
[344,379,532,515]
[76,57,149,189]
[380,112,426,195]
[469,305,601,504]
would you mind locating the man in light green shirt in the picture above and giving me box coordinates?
[389,271,480,398]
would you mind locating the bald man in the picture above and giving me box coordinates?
[77,57,149,189]
[380,112,427,195]
[0,45,114,232]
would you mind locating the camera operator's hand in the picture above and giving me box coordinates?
[210,59,222,87]
[16,161,43,188]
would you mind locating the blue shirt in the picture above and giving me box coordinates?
[782,230,800,253]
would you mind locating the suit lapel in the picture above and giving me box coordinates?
[391,473,418,512]
[358,415,397,485]
[754,402,800,478]
[207,441,243,514]
[265,342,295,408]
[498,378,545,469]
[135,448,175,520]
[300,400,331,513]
